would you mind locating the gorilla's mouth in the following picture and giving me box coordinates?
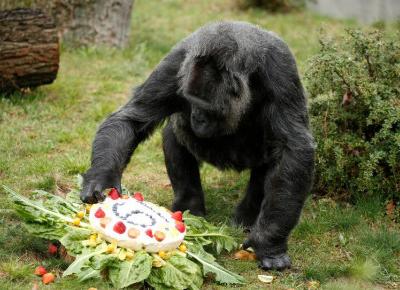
[191,122,215,138]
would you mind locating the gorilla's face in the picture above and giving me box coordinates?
[181,56,251,138]
[190,106,224,138]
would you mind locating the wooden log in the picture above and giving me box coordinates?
[51,0,135,48]
[0,0,135,48]
[0,8,59,93]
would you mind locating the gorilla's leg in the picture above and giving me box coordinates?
[233,166,267,229]
[244,148,314,270]
[162,124,206,216]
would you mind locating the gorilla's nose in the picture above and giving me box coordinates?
[192,111,207,125]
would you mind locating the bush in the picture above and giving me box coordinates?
[306,29,400,200]
[237,0,306,12]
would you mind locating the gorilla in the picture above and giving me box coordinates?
[80,21,315,270]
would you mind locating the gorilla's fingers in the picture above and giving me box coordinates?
[80,182,103,204]
[93,183,106,202]
[259,254,291,271]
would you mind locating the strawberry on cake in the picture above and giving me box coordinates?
[89,189,186,252]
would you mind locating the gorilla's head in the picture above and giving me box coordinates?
[179,56,251,138]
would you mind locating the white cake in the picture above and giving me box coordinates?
[89,191,186,252]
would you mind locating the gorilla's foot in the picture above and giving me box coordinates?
[258,253,291,270]
[243,236,291,270]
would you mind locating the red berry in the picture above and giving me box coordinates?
[34,266,47,276]
[94,208,105,218]
[175,221,186,233]
[133,192,144,201]
[113,221,126,234]
[171,211,183,222]
[109,188,120,200]
[145,229,153,237]
[48,243,58,255]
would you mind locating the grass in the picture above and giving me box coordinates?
[0,0,399,289]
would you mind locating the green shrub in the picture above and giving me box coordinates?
[305,29,400,200]
[237,0,306,12]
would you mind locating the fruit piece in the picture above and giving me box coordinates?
[106,243,116,253]
[48,243,57,255]
[109,188,120,200]
[127,228,140,239]
[234,250,250,260]
[34,266,47,276]
[133,192,144,201]
[94,208,106,218]
[145,229,153,237]
[85,204,92,213]
[89,234,97,247]
[126,250,134,260]
[158,251,167,259]
[178,243,187,252]
[42,273,55,284]
[154,231,165,242]
[113,221,126,234]
[175,221,185,233]
[258,275,274,283]
[248,252,257,260]
[77,211,85,218]
[118,250,127,261]
[100,217,111,228]
[171,211,183,222]
[72,217,81,226]
[121,194,129,199]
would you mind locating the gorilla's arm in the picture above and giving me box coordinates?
[244,46,315,269]
[80,48,186,203]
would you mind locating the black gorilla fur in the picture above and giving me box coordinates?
[80,21,315,270]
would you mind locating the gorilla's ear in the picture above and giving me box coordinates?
[187,56,219,96]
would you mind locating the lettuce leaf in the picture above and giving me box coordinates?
[63,247,107,277]
[109,251,153,289]
[186,244,246,285]
[184,212,239,254]
[147,254,203,290]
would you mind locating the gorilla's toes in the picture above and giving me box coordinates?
[259,253,291,271]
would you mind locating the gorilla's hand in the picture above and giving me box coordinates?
[243,232,291,271]
[80,170,122,204]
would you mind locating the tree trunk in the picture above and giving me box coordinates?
[0,0,134,48]
[0,8,59,93]
[52,0,134,48]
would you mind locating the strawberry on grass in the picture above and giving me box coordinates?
[42,272,55,284]
[48,243,58,255]
[34,266,47,276]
